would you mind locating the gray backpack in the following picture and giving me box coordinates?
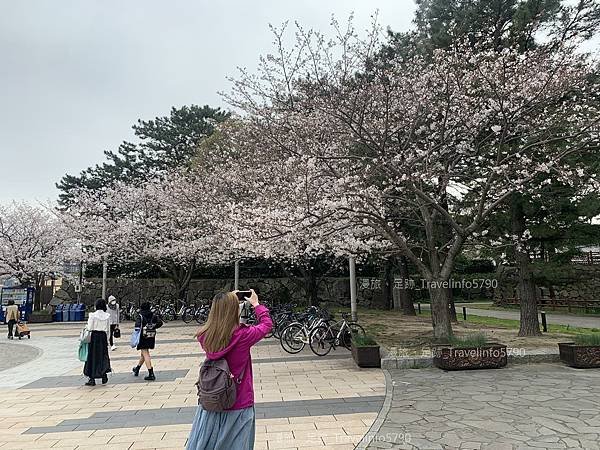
[196,358,244,411]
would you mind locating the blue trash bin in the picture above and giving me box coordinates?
[77,304,85,321]
[62,304,70,322]
[72,304,79,321]
[69,304,78,322]
[54,304,63,322]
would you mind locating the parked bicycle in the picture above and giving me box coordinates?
[309,312,366,356]
[279,306,329,354]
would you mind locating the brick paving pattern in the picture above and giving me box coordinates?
[0,320,384,449]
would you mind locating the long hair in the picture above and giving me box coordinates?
[196,292,240,353]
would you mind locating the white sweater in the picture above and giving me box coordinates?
[87,310,111,337]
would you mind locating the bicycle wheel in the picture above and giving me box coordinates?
[195,307,209,324]
[341,322,366,349]
[182,307,194,324]
[162,307,175,322]
[265,316,276,338]
[309,325,334,356]
[280,324,306,354]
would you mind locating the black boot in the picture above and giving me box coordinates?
[101,374,108,385]
[132,365,141,377]
[144,368,155,381]
[85,378,96,386]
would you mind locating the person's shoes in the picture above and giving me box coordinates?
[85,378,96,386]
[144,368,155,381]
[101,374,108,385]
[111,345,117,351]
[132,365,141,377]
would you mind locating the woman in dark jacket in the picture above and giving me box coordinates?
[132,302,163,381]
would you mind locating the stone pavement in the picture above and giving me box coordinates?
[0,320,384,449]
[367,364,600,450]
[0,341,41,372]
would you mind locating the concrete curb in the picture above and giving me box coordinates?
[354,369,393,450]
[381,349,560,369]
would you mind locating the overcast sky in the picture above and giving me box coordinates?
[0,0,416,204]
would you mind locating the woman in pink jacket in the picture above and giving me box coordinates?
[187,289,272,450]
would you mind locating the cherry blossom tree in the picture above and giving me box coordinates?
[224,16,600,339]
[0,202,76,310]
[62,172,239,302]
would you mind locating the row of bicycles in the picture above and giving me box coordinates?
[122,300,211,324]
[269,304,366,356]
[122,300,366,357]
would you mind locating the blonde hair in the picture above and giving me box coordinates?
[196,292,240,352]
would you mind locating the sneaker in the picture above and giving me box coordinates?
[111,345,117,351]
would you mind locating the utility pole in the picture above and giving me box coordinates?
[102,258,108,301]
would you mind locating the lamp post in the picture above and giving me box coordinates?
[349,256,357,322]
[102,257,108,301]
[234,260,240,291]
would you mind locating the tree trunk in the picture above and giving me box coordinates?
[429,283,453,340]
[382,257,394,310]
[299,267,319,306]
[306,271,319,306]
[163,261,195,303]
[448,288,458,322]
[34,273,44,311]
[178,262,195,302]
[511,194,541,336]
[436,190,457,323]
[396,256,415,315]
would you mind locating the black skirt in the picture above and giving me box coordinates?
[84,330,112,378]
[137,332,156,350]
[135,311,163,350]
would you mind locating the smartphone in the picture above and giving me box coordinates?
[236,291,252,301]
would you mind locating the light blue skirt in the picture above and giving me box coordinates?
[186,405,255,450]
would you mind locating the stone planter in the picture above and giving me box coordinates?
[351,344,381,368]
[433,343,507,370]
[558,342,600,368]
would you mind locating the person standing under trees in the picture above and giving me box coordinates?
[107,295,120,351]
[84,299,112,386]
[186,290,272,450]
[5,300,19,339]
[132,302,163,381]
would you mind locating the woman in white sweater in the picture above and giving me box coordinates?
[84,299,112,386]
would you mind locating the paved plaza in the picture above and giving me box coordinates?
[2,322,600,449]
[368,365,600,450]
[0,321,384,450]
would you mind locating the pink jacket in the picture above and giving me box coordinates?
[198,304,273,410]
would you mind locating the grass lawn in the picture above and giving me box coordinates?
[332,306,599,356]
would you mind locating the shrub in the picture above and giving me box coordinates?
[574,333,600,346]
[449,332,488,348]
[352,334,378,346]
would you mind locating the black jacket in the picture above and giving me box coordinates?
[135,310,163,350]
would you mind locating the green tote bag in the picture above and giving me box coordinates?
[78,341,89,362]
